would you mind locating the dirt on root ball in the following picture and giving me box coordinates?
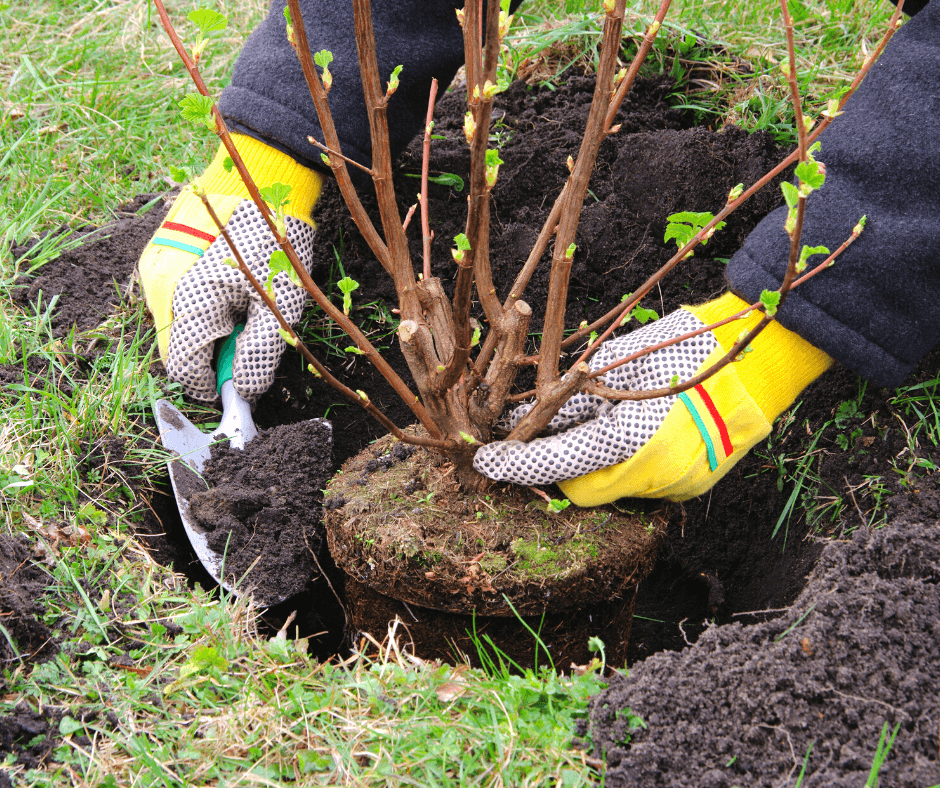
[324,431,666,665]
[180,419,333,604]
[589,496,940,788]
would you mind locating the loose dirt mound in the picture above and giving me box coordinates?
[589,492,940,788]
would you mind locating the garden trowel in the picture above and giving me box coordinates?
[153,326,271,602]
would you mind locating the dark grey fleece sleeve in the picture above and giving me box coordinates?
[219,1,520,177]
[726,0,940,388]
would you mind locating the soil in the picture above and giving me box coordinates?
[10,69,940,784]
[589,491,940,788]
[323,430,666,666]
[0,536,56,665]
[182,418,332,605]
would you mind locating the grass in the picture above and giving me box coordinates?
[0,0,927,785]
[512,0,895,143]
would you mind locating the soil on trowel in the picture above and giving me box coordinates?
[179,418,333,604]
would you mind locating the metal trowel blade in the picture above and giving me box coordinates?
[154,397,244,599]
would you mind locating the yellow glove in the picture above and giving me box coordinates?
[139,134,322,402]
[474,293,832,504]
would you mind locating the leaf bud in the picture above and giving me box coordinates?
[307,363,321,378]
[727,183,744,202]
[455,7,465,26]
[463,111,476,144]
[822,98,843,120]
[566,155,574,172]
[356,390,370,403]
[498,10,513,39]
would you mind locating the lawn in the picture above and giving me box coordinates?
[0,0,912,785]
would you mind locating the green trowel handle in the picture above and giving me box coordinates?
[216,323,246,395]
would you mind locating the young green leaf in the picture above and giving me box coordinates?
[265,250,302,294]
[222,156,234,173]
[313,50,333,69]
[795,159,826,192]
[188,8,227,35]
[781,181,800,210]
[314,50,333,91]
[405,172,464,191]
[387,64,404,96]
[344,346,365,355]
[796,245,830,273]
[485,148,504,186]
[760,289,781,317]
[454,233,471,251]
[631,305,659,324]
[547,498,571,513]
[664,211,726,254]
[259,182,292,214]
[179,93,216,131]
[169,165,192,184]
[337,275,359,315]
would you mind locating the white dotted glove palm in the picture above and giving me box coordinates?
[473,293,833,505]
[166,200,316,404]
[473,309,717,487]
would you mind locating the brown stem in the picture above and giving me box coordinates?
[199,194,450,448]
[506,362,595,443]
[603,0,673,132]
[286,0,392,272]
[436,0,505,394]
[351,0,418,309]
[305,136,374,176]
[402,202,418,231]
[536,0,629,394]
[421,79,439,281]
[155,0,441,438]
[472,300,532,428]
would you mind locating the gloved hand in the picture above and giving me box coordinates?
[139,134,322,403]
[473,293,833,505]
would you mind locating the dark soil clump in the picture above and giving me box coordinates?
[11,194,167,337]
[0,536,56,665]
[0,703,62,772]
[184,418,333,604]
[589,491,940,788]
